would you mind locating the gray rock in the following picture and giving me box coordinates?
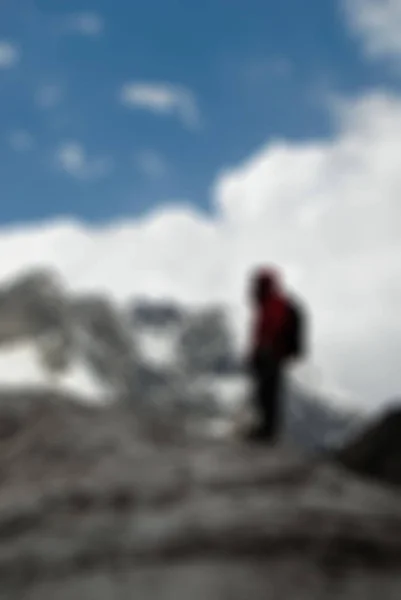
[177,306,239,375]
[131,299,186,329]
[336,406,401,484]
[0,392,398,598]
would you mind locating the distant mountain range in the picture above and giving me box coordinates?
[0,267,356,450]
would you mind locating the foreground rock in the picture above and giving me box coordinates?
[0,392,400,599]
[336,406,401,485]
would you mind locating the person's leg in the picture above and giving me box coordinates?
[245,369,267,440]
[257,361,283,443]
[252,370,269,434]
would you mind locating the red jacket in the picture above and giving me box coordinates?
[249,268,290,360]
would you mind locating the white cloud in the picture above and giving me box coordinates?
[344,0,401,59]
[64,12,104,36]
[0,41,20,68]
[35,84,63,109]
[1,91,401,410]
[136,150,169,179]
[120,82,201,130]
[8,130,34,152]
[56,141,113,181]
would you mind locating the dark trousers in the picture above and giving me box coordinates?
[252,352,283,442]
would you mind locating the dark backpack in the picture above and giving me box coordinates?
[284,300,306,361]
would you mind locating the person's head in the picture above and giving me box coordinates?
[250,267,280,306]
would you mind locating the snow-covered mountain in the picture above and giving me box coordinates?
[0,267,354,449]
[0,211,398,415]
[0,269,132,404]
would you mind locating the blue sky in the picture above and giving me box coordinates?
[0,0,399,224]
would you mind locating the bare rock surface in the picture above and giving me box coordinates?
[337,406,401,485]
[0,392,399,599]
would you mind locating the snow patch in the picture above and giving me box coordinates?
[0,341,107,404]
[137,329,179,368]
[53,357,110,404]
[206,375,250,410]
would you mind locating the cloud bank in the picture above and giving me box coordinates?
[1,90,400,410]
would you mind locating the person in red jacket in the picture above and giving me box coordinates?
[246,267,306,443]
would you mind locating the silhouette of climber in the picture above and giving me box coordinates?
[246,267,306,443]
